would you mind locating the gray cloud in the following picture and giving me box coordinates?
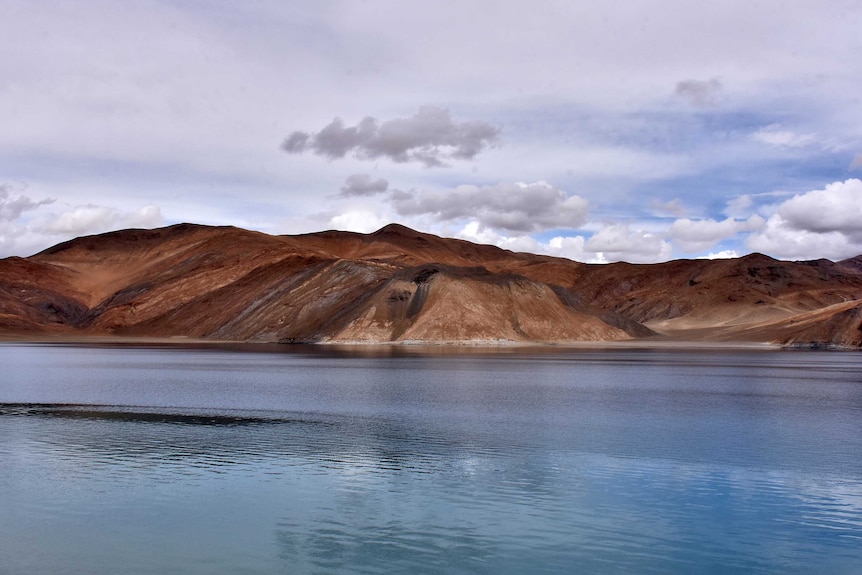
[281,132,310,154]
[0,184,54,221]
[338,174,389,197]
[674,78,722,107]
[391,181,588,234]
[282,107,501,168]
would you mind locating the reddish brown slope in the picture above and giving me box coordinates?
[1,223,642,343]
[0,257,88,334]
[283,224,648,340]
[328,264,629,343]
[837,255,862,275]
[560,254,862,337]
[32,224,307,308]
[2,223,862,346]
[29,224,341,335]
[295,225,862,345]
[721,300,862,348]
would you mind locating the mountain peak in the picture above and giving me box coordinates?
[370,223,424,237]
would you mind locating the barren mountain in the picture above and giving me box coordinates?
[2,223,862,347]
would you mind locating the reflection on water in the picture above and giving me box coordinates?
[1,344,862,574]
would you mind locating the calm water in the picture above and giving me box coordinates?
[1,343,861,574]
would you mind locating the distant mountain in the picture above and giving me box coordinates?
[2,223,862,347]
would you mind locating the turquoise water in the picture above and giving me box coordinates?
[1,343,861,574]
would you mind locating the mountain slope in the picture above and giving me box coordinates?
[553,254,862,337]
[2,223,862,346]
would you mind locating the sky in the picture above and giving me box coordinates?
[2,0,862,263]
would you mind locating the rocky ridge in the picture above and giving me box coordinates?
[2,223,862,347]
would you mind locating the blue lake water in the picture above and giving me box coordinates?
[1,343,861,574]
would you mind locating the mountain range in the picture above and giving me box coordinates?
[2,223,862,347]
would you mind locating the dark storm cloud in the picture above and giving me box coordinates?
[282,107,501,168]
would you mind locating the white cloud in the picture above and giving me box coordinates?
[776,178,862,234]
[34,204,163,237]
[747,179,862,260]
[0,224,26,256]
[457,220,542,253]
[328,210,391,234]
[700,250,739,259]
[669,215,765,253]
[723,194,753,219]
[392,181,588,234]
[456,220,672,263]
[585,224,673,263]
[747,216,856,260]
[548,235,592,262]
[457,220,506,245]
[751,124,816,148]
[0,184,57,255]
[1,194,164,257]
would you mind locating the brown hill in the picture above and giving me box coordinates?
[2,223,862,347]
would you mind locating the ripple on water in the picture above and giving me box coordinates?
[3,354,862,575]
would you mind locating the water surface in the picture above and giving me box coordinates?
[1,343,861,574]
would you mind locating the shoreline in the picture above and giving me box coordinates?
[0,332,795,351]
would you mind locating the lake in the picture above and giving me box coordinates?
[1,343,861,574]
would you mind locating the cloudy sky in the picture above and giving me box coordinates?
[2,0,862,262]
